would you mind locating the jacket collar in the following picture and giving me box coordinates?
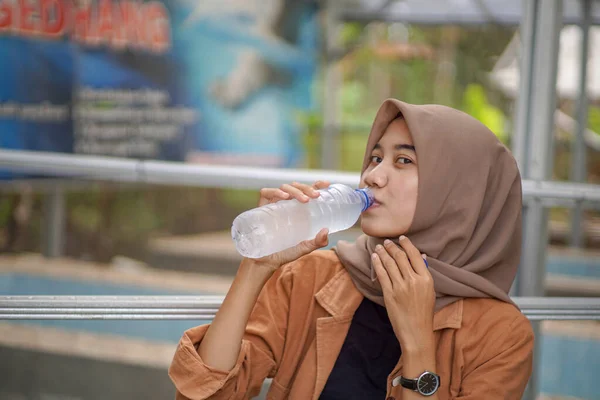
[315,268,463,330]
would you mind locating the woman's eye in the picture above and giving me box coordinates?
[370,155,382,163]
[397,157,412,164]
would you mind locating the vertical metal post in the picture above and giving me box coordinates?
[519,0,562,298]
[322,0,341,170]
[512,0,538,173]
[42,185,66,258]
[510,0,538,299]
[518,2,563,400]
[570,0,592,248]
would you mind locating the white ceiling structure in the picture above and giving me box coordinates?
[336,0,600,25]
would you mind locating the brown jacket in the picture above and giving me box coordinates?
[169,250,534,400]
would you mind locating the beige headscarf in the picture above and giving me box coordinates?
[334,99,522,312]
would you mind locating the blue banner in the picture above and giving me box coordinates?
[0,0,319,179]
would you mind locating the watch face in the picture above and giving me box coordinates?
[418,373,440,396]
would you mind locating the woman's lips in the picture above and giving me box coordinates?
[367,201,381,210]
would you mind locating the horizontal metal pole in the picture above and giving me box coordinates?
[520,180,600,202]
[337,8,600,26]
[0,295,225,306]
[0,149,358,189]
[0,314,217,320]
[1,150,600,207]
[0,296,599,320]
[0,295,224,320]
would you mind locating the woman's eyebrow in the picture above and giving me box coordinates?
[373,143,415,152]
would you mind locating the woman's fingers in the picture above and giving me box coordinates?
[270,188,291,200]
[279,181,326,202]
[258,180,330,209]
[258,188,290,206]
[260,181,330,206]
[383,239,412,279]
[371,252,392,293]
[375,244,403,285]
[273,228,329,266]
[398,236,429,275]
[314,228,330,247]
[291,182,320,198]
[313,180,330,190]
[280,183,312,202]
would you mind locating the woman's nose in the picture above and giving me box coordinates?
[363,165,387,188]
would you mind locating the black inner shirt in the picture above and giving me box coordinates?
[319,297,402,399]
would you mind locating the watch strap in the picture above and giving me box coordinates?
[393,371,441,395]
[399,376,418,391]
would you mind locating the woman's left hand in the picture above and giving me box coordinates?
[372,235,436,352]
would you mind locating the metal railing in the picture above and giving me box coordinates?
[2,149,600,208]
[0,149,356,190]
[1,296,599,321]
[1,149,600,323]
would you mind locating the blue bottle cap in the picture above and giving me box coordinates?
[356,187,374,212]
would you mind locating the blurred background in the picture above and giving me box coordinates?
[0,0,599,399]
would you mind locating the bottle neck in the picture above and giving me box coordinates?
[356,187,374,211]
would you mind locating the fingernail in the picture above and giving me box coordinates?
[384,239,392,246]
[399,235,406,241]
[371,253,377,260]
[376,244,383,251]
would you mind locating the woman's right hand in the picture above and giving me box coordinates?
[249,181,331,272]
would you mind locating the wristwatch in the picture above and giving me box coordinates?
[392,371,440,396]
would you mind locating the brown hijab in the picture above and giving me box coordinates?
[334,99,522,311]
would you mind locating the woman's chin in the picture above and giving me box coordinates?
[360,219,407,238]
[361,222,393,238]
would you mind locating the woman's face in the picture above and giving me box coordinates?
[359,118,419,238]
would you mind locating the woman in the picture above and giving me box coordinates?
[169,99,534,399]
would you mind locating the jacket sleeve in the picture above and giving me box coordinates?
[455,314,535,399]
[169,266,294,400]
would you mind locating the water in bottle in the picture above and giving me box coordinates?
[231,184,374,258]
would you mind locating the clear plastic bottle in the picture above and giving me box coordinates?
[231,184,374,258]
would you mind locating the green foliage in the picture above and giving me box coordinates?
[0,196,13,226]
[67,189,102,234]
[339,22,364,47]
[70,204,102,233]
[588,106,600,134]
[340,131,367,172]
[339,80,379,127]
[113,193,160,240]
[390,58,436,105]
[461,83,508,144]
[221,188,259,211]
[302,129,322,169]
[324,24,516,171]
